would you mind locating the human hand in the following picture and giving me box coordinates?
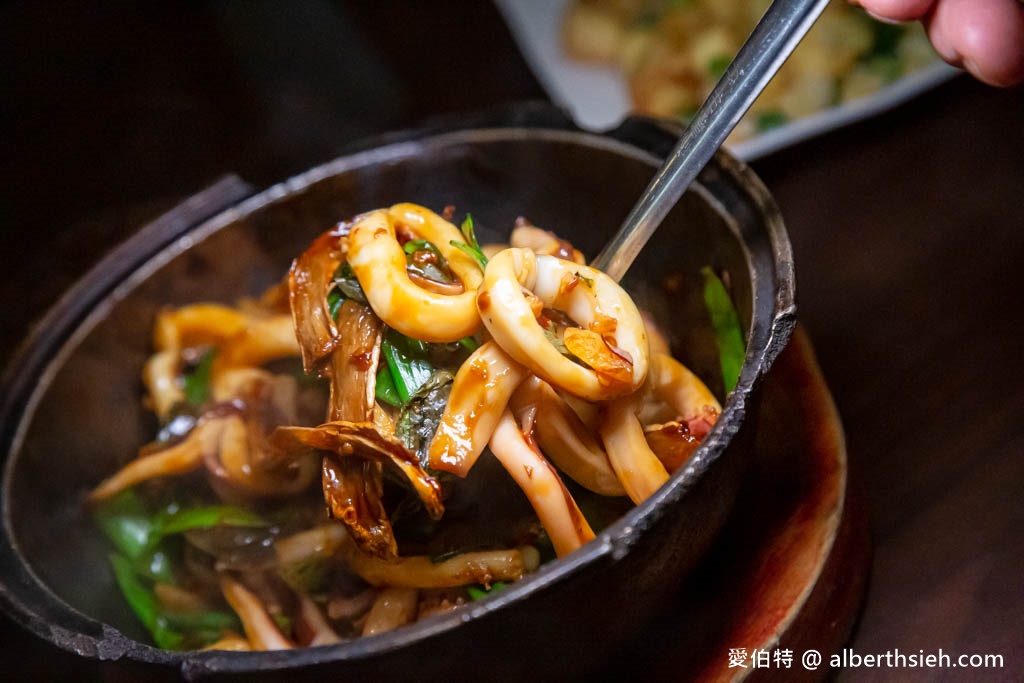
[855,0,1024,86]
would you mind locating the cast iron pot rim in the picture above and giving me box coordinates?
[0,103,796,672]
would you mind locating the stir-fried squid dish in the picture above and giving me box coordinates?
[90,202,734,651]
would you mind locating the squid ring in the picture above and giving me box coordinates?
[347,205,483,343]
[636,352,722,426]
[509,376,625,496]
[489,409,595,557]
[599,394,670,506]
[428,341,529,477]
[478,248,649,401]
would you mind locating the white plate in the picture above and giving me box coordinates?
[496,0,959,160]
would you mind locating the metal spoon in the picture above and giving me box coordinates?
[591,0,831,281]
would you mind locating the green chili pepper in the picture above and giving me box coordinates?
[467,581,509,601]
[382,338,435,404]
[375,364,403,407]
[97,492,268,559]
[327,287,343,321]
[155,505,266,536]
[110,553,239,650]
[109,554,185,650]
[137,547,176,584]
[183,349,216,406]
[99,496,265,649]
[95,490,158,560]
[161,608,239,633]
[701,266,745,394]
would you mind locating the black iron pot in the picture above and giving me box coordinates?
[0,104,795,681]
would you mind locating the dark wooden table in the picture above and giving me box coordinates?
[3,2,1022,680]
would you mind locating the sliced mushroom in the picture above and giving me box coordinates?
[288,223,348,373]
[274,422,443,521]
[321,457,396,560]
[343,544,539,589]
[88,419,223,502]
[599,393,670,506]
[204,371,318,498]
[326,300,383,422]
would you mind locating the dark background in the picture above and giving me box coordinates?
[3,1,1023,680]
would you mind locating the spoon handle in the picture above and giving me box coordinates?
[592,0,831,281]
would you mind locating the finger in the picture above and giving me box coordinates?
[926,0,1024,86]
[853,0,936,22]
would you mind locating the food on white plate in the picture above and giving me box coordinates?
[562,0,937,141]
